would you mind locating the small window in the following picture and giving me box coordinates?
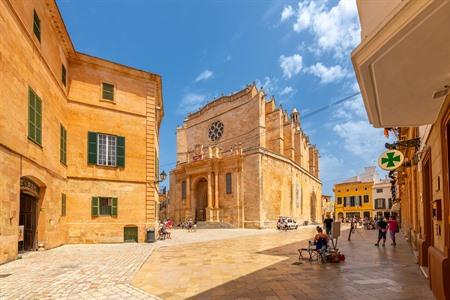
[61,193,66,216]
[350,196,355,207]
[376,188,383,193]
[60,124,67,164]
[28,87,42,145]
[226,173,232,194]
[62,65,67,86]
[375,198,386,209]
[337,197,342,205]
[363,195,369,203]
[102,83,114,101]
[181,181,186,199]
[91,197,117,217]
[33,10,41,41]
[99,197,112,215]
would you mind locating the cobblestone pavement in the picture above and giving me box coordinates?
[0,229,275,300]
[0,244,157,300]
[134,227,435,300]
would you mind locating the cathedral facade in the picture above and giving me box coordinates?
[169,85,322,228]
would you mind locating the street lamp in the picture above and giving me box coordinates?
[156,171,167,183]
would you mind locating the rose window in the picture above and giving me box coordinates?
[208,121,224,142]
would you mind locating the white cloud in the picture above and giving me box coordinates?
[195,70,213,82]
[255,77,279,96]
[320,154,349,186]
[306,62,347,83]
[177,93,207,114]
[280,86,294,96]
[334,95,367,120]
[289,0,360,59]
[281,5,295,22]
[225,55,232,62]
[333,120,385,159]
[279,54,303,79]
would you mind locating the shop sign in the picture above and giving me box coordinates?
[378,150,404,171]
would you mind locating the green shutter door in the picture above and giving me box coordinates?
[111,198,118,217]
[116,136,125,167]
[91,197,99,217]
[124,226,138,243]
[88,132,97,164]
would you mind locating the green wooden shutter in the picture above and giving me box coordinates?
[35,95,42,145]
[87,132,97,164]
[102,83,114,100]
[111,198,118,217]
[116,136,125,167]
[28,89,36,142]
[91,197,99,217]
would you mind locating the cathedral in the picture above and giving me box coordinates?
[169,85,322,228]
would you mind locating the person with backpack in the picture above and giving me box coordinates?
[375,217,388,247]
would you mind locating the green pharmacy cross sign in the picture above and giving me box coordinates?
[378,150,404,171]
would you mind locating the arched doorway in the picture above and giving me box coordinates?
[194,178,208,222]
[19,177,40,251]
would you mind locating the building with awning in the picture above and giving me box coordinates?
[352,1,450,299]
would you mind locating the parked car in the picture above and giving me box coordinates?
[277,217,298,230]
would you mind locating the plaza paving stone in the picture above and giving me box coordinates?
[0,244,157,300]
[133,227,435,300]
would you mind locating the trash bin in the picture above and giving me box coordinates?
[146,228,156,243]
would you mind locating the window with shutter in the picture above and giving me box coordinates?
[226,173,232,194]
[28,88,42,145]
[91,197,99,217]
[87,132,97,164]
[60,124,67,165]
[111,198,118,217]
[61,193,66,216]
[102,83,114,101]
[117,136,125,167]
[33,10,41,41]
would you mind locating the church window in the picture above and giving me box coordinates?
[33,10,41,42]
[208,120,224,142]
[226,173,232,194]
[181,181,186,199]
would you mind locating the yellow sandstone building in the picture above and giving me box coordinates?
[169,85,322,228]
[352,0,450,298]
[0,0,163,264]
[334,167,377,220]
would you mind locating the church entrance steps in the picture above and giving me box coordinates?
[196,221,234,229]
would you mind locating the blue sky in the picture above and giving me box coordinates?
[58,0,388,195]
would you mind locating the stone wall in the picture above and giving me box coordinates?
[0,0,162,264]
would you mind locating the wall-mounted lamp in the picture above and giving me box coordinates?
[155,171,167,183]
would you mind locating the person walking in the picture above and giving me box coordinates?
[323,213,334,236]
[388,215,399,246]
[375,217,388,246]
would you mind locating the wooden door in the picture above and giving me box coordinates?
[19,193,37,251]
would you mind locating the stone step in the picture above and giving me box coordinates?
[196,222,234,229]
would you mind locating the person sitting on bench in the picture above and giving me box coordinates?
[313,226,329,250]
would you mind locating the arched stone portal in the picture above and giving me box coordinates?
[194,178,208,222]
[19,177,41,251]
